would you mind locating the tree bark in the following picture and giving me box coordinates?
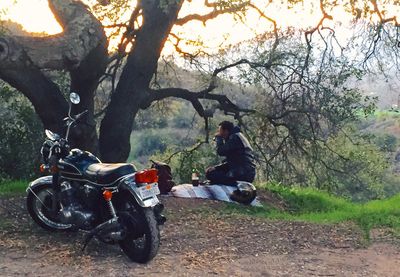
[0,37,68,134]
[99,0,184,162]
[69,43,108,154]
[0,0,108,152]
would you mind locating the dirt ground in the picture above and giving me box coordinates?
[1,195,400,277]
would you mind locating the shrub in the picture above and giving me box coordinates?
[151,143,220,183]
[374,133,397,152]
[0,84,43,180]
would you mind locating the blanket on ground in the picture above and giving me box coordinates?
[168,183,262,206]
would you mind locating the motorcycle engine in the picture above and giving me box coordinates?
[59,181,95,230]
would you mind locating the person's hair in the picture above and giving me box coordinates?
[219,121,234,132]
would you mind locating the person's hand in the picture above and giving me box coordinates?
[213,132,222,142]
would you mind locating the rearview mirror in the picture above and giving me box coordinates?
[69,92,81,105]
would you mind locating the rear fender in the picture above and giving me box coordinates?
[118,174,160,208]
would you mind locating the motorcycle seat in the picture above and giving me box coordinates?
[85,163,136,185]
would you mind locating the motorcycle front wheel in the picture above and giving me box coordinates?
[118,194,160,263]
[26,183,73,231]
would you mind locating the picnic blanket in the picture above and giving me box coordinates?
[169,183,262,206]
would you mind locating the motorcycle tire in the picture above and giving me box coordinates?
[118,194,160,264]
[27,182,73,232]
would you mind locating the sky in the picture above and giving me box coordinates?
[0,0,399,54]
[0,0,331,51]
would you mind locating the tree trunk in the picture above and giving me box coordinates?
[99,0,184,162]
[69,43,108,154]
[0,0,108,152]
[0,36,69,133]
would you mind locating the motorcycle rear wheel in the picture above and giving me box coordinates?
[118,194,160,263]
[27,183,73,231]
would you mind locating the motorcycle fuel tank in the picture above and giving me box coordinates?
[58,149,101,179]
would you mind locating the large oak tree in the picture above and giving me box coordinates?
[0,0,398,163]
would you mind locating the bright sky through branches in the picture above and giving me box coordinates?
[0,0,399,54]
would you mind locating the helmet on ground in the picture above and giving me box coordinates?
[229,181,257,205]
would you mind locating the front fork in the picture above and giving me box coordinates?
[50,173,60,214]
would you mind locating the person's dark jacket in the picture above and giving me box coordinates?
[214,126,256,181]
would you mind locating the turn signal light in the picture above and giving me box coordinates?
[39,164,46,173]
[103,190,113,201]
[135,168,158,184]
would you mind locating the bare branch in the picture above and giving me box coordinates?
[176,1,248,26]
[142,86,254,120]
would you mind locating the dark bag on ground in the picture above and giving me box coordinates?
[151,160,175,194]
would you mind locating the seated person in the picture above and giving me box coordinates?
[206,121,256,185]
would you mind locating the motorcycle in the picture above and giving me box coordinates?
[26,92,165,263]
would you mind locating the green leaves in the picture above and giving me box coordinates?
[0,82,43,180]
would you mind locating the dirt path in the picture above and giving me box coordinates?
[1,196,400,276]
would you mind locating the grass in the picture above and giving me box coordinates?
[0,180,28,196]
[224,183,400,238]
[373,110,400,119]
[2,179,400,238]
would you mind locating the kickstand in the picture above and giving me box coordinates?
[82,232,95,251]
[81,217,119,251]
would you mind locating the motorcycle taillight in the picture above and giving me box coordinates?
[135,168,158,184]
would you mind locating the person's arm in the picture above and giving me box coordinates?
[215,134,242,156]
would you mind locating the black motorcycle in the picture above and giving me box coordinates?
[26,92,165,263]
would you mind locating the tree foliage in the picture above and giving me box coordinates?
[0,83,43,180]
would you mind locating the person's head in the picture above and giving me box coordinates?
[218,121,234,139]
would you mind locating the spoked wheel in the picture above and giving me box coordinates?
[27,183,73,231]
[117,194,160,263]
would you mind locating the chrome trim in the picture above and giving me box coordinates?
[28,173,157,207]
[60,175,128,187]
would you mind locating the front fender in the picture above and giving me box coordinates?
[118,174,160,208]
[27,176,53,192]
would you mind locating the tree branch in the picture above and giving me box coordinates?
[176,1,248,26]
[0,0,108,152]
[143,86,254,119]
[0,0,107,71]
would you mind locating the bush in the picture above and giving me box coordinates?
[0,84,43,180]
[151,143,220,183]
[130,129,169,158]
[374,133,397,152]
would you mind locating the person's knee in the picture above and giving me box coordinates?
[206,167,215,180]
[242,172,256,183]
[206,166,215,174]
